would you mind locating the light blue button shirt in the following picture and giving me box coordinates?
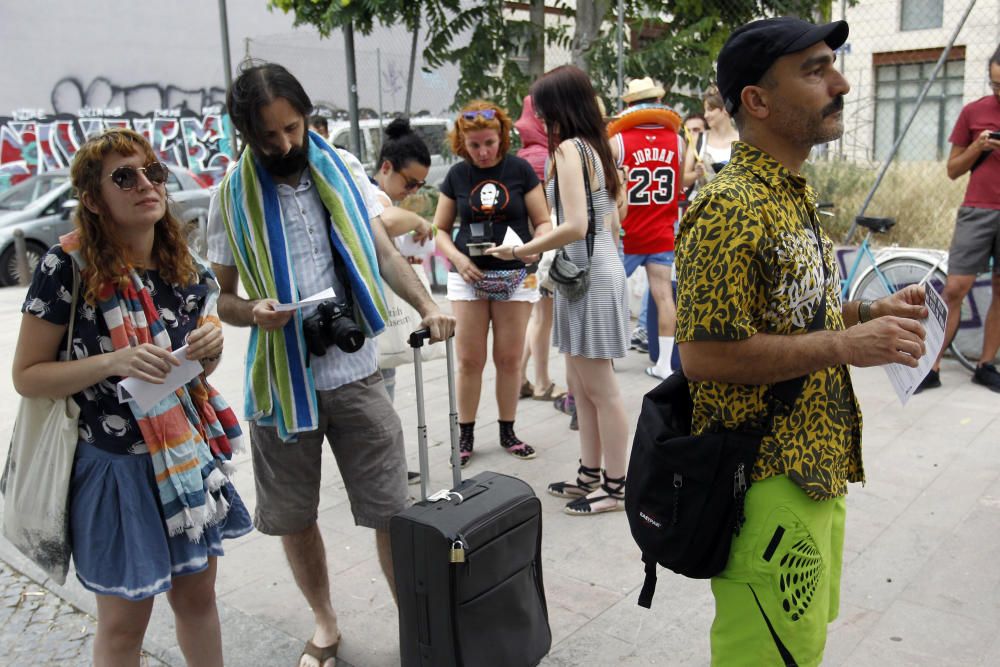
[207,151,385,391]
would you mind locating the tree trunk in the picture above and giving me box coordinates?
[571,0,611,73]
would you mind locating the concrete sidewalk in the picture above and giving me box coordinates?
[1,284,999,666]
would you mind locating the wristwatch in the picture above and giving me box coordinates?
[858,299,874,323]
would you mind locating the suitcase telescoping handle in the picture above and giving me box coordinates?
[408,329,461,501]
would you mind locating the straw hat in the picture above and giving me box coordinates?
[622,77,665,103]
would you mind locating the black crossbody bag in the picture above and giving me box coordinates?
[625,229,829,608]
[548,140,596,301]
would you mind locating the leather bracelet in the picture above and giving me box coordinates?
[858,299,874,323]
[511,245,519,260]
[201,354,221,366]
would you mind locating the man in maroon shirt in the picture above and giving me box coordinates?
[917,45,1000,393]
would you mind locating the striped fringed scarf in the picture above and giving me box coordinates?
[60,231,244,542]
[218,131,387,440]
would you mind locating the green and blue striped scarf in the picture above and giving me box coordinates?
[218,132,387,440]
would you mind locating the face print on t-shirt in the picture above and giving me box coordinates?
[470,179,510,220]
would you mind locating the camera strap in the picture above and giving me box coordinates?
[315,209,355,313]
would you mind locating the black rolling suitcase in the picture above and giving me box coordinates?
[391,331,551,667]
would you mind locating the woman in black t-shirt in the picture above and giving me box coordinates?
[432,100,552,467]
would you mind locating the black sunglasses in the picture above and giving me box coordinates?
[462,109,497,121]
[105,162,169,190]
[402,175,426,191]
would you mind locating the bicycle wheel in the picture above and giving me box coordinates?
[849,257,976,371]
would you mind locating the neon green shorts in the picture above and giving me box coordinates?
[710,475,846,667]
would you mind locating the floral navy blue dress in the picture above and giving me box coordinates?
[22,245,252,601]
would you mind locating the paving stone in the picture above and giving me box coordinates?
[0,560,170,666]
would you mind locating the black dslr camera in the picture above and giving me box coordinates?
[302,300,365,356]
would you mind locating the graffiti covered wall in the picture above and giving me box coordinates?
[0,106,233,190]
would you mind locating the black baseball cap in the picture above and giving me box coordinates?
[717,17,849,114]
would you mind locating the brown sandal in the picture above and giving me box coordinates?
[301,636,341,666]
[533,382,567,401]
[519,379,535,399]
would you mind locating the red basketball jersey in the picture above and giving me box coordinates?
[615,125,684,254]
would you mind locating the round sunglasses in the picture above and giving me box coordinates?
[104,162,169,190]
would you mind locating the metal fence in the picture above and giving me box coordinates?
[810,0,999,249]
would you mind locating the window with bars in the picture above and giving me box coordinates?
[900,0,944,31]
[873,56,965,161]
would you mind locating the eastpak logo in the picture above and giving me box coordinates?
[639,511,662,529]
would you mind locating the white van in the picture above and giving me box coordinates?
[328,117,456,188]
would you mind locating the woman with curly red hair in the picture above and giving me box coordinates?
[11,128,251,666]
[432,100,552,467]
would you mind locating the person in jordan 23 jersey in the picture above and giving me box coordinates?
[612,76,685,379]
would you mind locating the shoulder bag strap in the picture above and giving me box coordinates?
[552,139,597,265]
[573,140,597,263]
[65,259,80,360]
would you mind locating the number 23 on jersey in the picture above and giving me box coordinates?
[627,166,676,206]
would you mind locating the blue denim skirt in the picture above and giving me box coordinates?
[69,441,253,601]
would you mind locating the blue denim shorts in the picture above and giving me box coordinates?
[623,251,675,277]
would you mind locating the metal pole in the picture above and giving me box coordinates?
[405,22,419,116]
[377,48,384,138]
[217,0,233,93]
[616,0,625,113]
[343,22,363,158]
[217,0,237,157]
[844,0,977,242]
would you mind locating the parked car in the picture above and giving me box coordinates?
[327,117,456,187]
[0,165,210,286]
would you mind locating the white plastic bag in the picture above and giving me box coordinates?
[378,265,447,369]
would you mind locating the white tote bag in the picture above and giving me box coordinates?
[378,264,446,369]
[1,262,80,585]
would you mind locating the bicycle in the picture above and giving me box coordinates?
[836,214,978,371]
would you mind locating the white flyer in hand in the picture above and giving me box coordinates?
[502,226,525,248]
[272,287,336,312]
[883,285,948,405]
[117,345,204,413]
[397,232,436,258]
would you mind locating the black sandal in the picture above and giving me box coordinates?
[547,461,601,498]
[564,472,625,515]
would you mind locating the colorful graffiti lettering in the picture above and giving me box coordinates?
[0,110,233,190]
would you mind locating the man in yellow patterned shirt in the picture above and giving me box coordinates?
[677,17,929,667]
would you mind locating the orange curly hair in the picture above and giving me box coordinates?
[70,128,196,303]
[449,100,512,160]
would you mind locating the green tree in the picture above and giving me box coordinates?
[585,0,836,113]
[270,0,568,118]
[270,0,452,115]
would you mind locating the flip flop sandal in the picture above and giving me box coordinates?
[519,380,535,399]
[533,382,567,401]
[301,635,341,667]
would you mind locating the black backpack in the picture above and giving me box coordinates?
[625,296,825,608]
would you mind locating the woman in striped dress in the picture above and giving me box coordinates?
[487,65,630,515]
